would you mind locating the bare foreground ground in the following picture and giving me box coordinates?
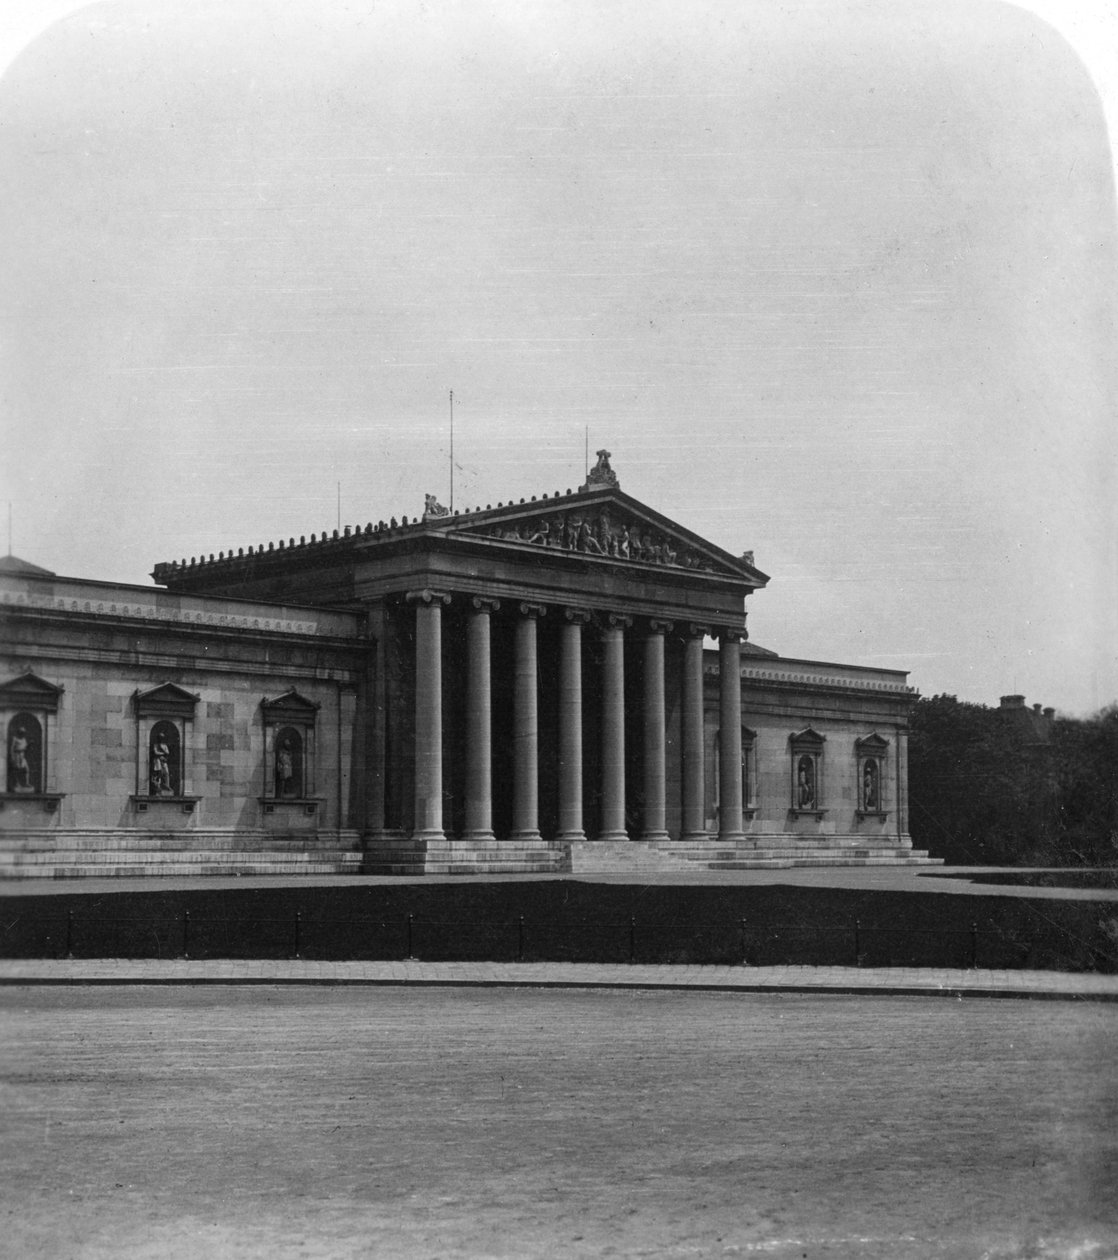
[1,988,1115,1260]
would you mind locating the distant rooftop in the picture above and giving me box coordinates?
[0,554,55,577]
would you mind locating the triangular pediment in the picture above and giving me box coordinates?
[790,727,826,748]
[134,682,200,717]
[425,487,768,586]
[262,690,320,723]
[0,671,64,713]
[855,732,890,753]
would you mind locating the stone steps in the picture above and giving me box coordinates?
[0,830,365,879]
[0,831,942,879]
[363,838,567,876]
[1,836,363,854]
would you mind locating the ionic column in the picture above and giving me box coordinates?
[406,589,451,841]
[511,603,546,841]
[896,727,910,840]
[557,609,590,842]
[641,619,673,843]
[598,614,631,842]
[718,628,746,843]
[463,597,500,842]
[680,624,709,841]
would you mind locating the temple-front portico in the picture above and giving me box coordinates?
[0,452,938,877]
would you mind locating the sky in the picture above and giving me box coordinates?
[0,0,1115,716]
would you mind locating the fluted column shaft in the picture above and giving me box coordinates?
[464,598,499,841]
[680,626,708,841]
[409,591,449,840]
[598,616,630,841]
[512,604,545,841]
[641,621,672,842]
[718,630,745,843]
[557,610,589,842]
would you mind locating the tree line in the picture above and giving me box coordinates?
[908,695,1118,866]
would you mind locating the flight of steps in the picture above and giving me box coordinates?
[653,836,942,869]
[363,835,567,875]
[0,831,365,879]
[0,831,940,880]
[569,836,942,873]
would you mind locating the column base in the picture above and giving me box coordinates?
[460,829,497,844]
[680,829,711,842]
[508,829,543,843]
[555,829,587,843]
[640,830,671,844]
[410,828,447,843]
[717,831,746,844]
[596,829,630,842]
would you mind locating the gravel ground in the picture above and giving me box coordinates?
[1,985,1115,1259]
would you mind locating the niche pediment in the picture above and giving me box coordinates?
[134,682,200,718]
[262,690,320,725]
[0,671,64,713]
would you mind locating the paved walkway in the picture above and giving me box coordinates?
[1,957,1115,999]
[5,865,1116,900]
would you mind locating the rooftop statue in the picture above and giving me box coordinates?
[580,448,618,491]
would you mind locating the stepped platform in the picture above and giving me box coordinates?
[570,836,942,874]
[0,831,364,880]
[363,835,567,875]
[0,831,940,879]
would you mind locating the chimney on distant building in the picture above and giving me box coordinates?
[999,695,1026,708]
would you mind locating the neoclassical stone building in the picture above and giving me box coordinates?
[0,454,936,876]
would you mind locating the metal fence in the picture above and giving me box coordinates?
[0,909,1011,969]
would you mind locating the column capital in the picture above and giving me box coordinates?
[470,596,501,614]
[717,626,745,644]
[518,601,547,619]
[648,618,675,635]
[405,588,452,606]
[604,613,633,630]
[564,607,592,625]
[683,622,710,640]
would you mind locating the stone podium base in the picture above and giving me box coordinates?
[0,829,365,879]
[363,835,566,876]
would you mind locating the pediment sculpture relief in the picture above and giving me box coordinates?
[482,507,716,571]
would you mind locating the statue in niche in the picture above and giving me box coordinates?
[276,738,295,798]
[8,724,33,793]
[797,756,816,809]
[863,760,879,811]
[150,732,173,796]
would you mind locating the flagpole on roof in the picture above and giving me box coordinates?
[449,390,455,512]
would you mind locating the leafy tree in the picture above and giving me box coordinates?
[908,695,1116,866]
